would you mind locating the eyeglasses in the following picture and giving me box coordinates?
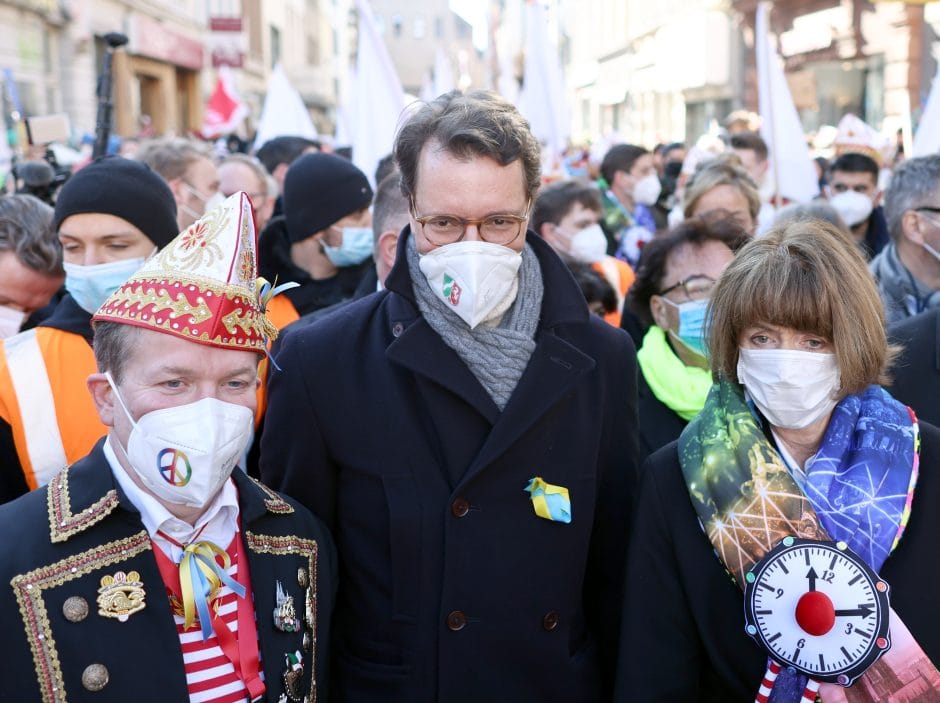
[410,198,531,246]
[659,274,716,300]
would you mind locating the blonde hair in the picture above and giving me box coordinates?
[683,157,761,222]
[708,219,895,395]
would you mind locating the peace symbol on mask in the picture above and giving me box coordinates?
[158,448,193,486]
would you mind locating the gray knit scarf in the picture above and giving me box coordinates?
[407,236,544,410]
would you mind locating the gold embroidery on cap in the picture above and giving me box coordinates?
[47,469,119,544]
[245,533,318,703]
[11,532,151,703]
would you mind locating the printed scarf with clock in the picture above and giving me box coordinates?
[678,379,940,702]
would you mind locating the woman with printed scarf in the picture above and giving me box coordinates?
[617,219,940,701]
[628,216,749,464]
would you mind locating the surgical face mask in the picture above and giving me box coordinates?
[663,298,709,358]
[181,183,224,221]
[829,190,873,227]
[632,173,662,206]
[64,256,147,314]
[0,305,26,338]
[419,240,522,329]
[106,373,254,509]
[736,348,841,430]
[322,226,374,267]
[565,223,608,264]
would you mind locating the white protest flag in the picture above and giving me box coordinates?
[419,70,435,103]
[351,0,406,185]
[252,63,318,151]
[433,47,455,97]
[755,3,818,203]
[913,66,940,157]
[335,65,357,147]
[517,0,569,157]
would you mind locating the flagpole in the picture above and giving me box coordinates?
[759,2,782,212]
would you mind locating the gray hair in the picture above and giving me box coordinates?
[774,201,849,235]
[92,322,142,383]
[884,154,940,240]
[372,171,409,243]
[220,153,272,197]
[0,194,62,276]
[137,137,213,182]
[393,90,542,201]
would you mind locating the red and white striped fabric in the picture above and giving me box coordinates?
[161,538,264,703]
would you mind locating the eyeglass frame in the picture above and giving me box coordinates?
[658,274,717,301]
[409,197,532,246]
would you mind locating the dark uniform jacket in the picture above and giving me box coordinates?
[0,441,336,702]
[888,308,940,427]
[616,422,940,701]
[636,369,687,466]
[260,228,639,703]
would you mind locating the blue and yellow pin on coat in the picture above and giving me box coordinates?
[524,477,571,523]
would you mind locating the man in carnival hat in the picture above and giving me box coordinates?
[0,192,335,703]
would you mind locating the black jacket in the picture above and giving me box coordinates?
[616,422,940,701]
[0,441,337,702]
[261,228,639,702]
[636,368,687,466]
[258,215,373,316]
[888,308,940,427]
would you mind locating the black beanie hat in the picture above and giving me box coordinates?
[283,153,373,244]
[53,156,178,248]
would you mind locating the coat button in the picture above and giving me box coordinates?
[82,663,109,691]
[392,321,404,337]
[63,596,89,622]
[446,610,467,631]
[543,611,560,631]
[451,497,470,518]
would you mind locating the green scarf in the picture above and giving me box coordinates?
[636,326,712,421]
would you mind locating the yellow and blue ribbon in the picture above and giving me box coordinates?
[179,541,246,640]
[524,476,572,523]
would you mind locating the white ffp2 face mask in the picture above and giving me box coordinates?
[736,348,841,429]
[0,305,26,338]
[567,224,608,264]
[418,240,522,329]
[632,173,663,206]
[829,190,874,227]
[106,373,254,508]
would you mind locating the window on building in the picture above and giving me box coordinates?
[392,14,403,38]
[270,26,281,69]
[414,15,426,39]
[374,13,384,34]
[435,16,444,38]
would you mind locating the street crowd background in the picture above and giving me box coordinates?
[2,0,940,701]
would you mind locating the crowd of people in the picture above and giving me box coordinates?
[0,89,939,701]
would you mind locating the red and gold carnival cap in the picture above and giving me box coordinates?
[93,191,282,355]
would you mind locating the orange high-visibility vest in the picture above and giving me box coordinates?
[255,294,300,422]
[0,328,105,489]
[593,257,636,328]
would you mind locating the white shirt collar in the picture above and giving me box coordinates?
[104,436,240,562]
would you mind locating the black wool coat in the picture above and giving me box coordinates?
[615,422,940,702]
[0,441,337,702]
[888,308,940,427]
[261,228,639,703]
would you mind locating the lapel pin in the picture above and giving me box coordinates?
[274,580,301,632]
[282,650,304,701]
[524,477,572,524]
[97,571,146,621]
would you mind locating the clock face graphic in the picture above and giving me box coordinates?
[743,537,891,685]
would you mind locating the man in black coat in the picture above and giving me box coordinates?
[261,90,639,702]
[888,308,940,426]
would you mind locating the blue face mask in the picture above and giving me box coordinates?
[64,257,146,314]
[322,227,374,268]
[665,298,709,358]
